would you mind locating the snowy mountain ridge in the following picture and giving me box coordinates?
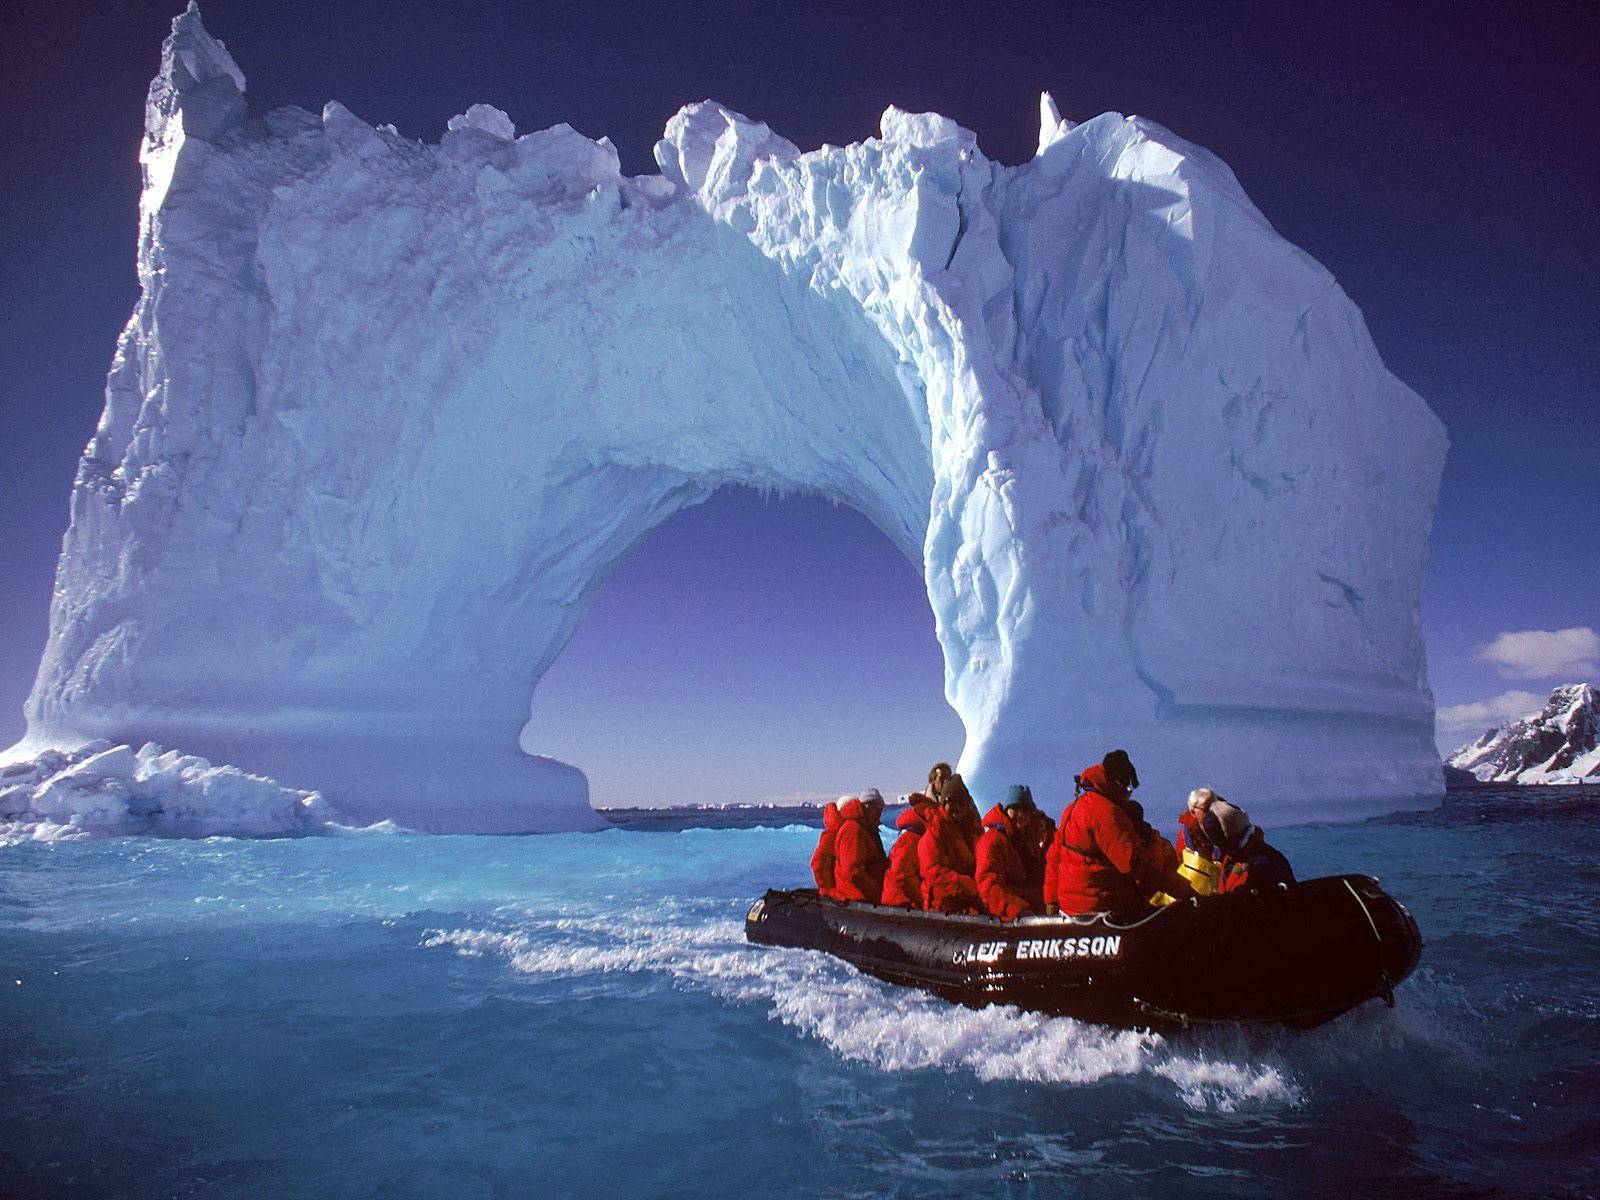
[8,6,1447,832]
[1445,684,1600,785]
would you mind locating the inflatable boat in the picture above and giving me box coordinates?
[745,875,1421,1030]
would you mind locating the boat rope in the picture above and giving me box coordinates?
[1343,877,1395,1006]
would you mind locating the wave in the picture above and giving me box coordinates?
[417,900,1426,1113]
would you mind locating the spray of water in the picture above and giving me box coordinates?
[422,901,1318,1113]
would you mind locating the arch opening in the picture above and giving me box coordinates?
[522,486,966,810]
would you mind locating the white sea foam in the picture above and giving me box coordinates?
[422,905,1305,1112]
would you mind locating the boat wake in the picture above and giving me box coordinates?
[412,898,1441,1112]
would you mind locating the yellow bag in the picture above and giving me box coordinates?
[1151,847,1220,906]
[1178,845,1220,895]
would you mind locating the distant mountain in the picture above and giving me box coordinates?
[1445,684,1600,785]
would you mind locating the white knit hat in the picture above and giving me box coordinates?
[1207,799,1253,850]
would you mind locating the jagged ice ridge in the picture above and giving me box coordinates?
[7,5,1447,833]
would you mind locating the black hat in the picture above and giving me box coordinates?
[1102,749,1139,790]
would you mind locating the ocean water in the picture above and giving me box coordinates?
[3,787,1596,1200]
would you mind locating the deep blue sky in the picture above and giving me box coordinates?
[1,0,1595,804]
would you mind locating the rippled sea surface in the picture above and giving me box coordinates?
[4,786,1597,1199]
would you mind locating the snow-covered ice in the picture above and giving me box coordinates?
[1445,684,1600,785]
[0,741,333,842]
[11,6,1447,832]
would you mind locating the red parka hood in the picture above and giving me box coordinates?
[839,797,880,824]
[896,804,928,833]
[981,803,1017,833]
[1076,763,1129,804]
[821,801,841,829]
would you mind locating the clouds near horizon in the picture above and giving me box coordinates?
[1473,627,1599,680]
[1436,689,1547,738]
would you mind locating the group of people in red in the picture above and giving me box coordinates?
[810,750,1294,918]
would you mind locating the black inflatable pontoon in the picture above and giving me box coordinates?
[746,875,1421,1030]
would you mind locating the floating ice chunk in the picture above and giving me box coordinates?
[0,743,337,843]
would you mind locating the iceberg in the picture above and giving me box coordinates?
[10,6,1447,832]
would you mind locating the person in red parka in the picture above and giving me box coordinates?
[811,799,845,896]
[918,774,982,914]
[833,789,889,902]
[881,797,932,908]
[1048,750,1195,916]
[976,785,1042,920]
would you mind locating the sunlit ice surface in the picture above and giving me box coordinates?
[3,787,1597,1199]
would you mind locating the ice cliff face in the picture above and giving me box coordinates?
[15,7,1448,832]
[1445,685,1600,785]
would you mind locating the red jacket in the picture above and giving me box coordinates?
[810,802,841,895]
[1049,764,1187,915]
[881,803,930,908]
[1176,810,1218,859]
[918,805,981,913]
[976,805,1037,920]
[833,798,888,902]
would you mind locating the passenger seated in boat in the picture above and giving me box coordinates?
[1048,750,1197,917]
[881,795,932,908]
[976,784,1044,920]
[918,774,983,913]
[1165,787,1224,897]
[833,789,889,902]
[1206,800,1296,894]
[909,761,953,808]
[1011,790,1049,908]
[1177,787,1220,857]
[811,799,845,896]
[951,772,984,842]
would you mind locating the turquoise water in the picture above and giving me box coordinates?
[3,788,1597,1199]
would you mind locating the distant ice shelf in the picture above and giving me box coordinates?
[9,6,1447,833]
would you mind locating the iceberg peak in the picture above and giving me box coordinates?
[139,4,247,215]
[1036,91,1076,155]
[148,3,246,144]
[879,105,977,154]
[447,103,517,141]
[654,101,799,201]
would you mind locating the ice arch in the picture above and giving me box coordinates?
[17,10,1448,831]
